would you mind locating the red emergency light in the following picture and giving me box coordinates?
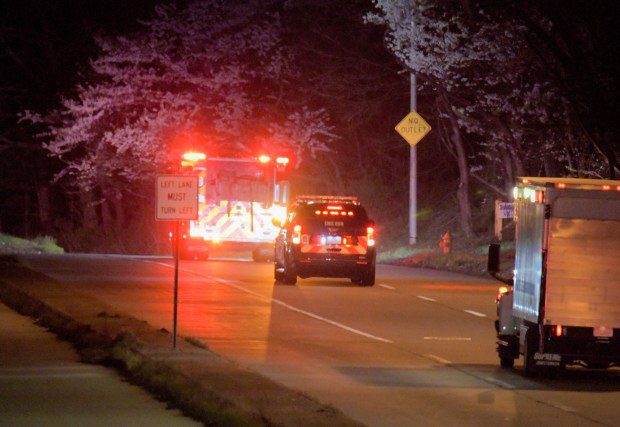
[182,152,206,162]
[258,154,271,163]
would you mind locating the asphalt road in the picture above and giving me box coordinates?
[20,254,620,426]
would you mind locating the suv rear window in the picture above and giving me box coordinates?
[292,203,369,234]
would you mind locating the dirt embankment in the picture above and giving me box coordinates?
[0,255,362,427]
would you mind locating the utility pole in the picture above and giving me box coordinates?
[409,73,417,245]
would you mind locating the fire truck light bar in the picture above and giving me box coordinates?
[182,152,207,162]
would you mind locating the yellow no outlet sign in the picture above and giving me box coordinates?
[156,175,199,220]
[395,110,431,146]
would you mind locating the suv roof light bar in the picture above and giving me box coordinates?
[296,195,359,204]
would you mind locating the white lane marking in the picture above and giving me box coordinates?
[378,284,395,290]
[417,295,437,302]
[424,336,471,341]
[148,261,175,268]
[464,310,487,318]
[0,366,106,380]
[147,262,393,344]
[484,377,516,389]
[0,372,104,380]
[425,354,452,364]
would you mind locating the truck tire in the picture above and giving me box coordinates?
[522,328,538,377]
[359,265,375,287]
[274,263,285,282]
[500,353,515,369]
[497,336,517,369]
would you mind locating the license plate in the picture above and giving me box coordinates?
[594,326,613,337]
[324,235,341,245]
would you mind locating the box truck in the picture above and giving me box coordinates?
[489,177,620,375]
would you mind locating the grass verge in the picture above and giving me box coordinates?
[380,243,515,277]
[0,233,64,255]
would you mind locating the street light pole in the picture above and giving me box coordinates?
[409,73,417,245]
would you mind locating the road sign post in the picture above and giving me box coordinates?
[395,104,432,245]
[156,175,199,349]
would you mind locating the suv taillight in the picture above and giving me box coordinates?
[292,225,302,245]
[367,226,375,247]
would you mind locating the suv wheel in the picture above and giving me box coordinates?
[282,252,297,285]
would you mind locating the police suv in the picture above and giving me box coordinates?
[273,196,376,286]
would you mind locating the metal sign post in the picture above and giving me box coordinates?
[395,83,432,245]
[156,175,199,349]
[173,220,180,348]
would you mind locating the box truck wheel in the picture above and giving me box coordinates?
[497,335,518,369]
[499,347,516,369]
[522,328,538,377]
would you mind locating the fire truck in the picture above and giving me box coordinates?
[175,152,290,261]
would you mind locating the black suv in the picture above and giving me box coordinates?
[274,196,376,286]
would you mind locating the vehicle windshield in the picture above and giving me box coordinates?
[202,159,272,204]
[293,203,369,233]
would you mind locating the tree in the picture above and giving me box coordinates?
[25,0,336,247]
[367,0,618,238]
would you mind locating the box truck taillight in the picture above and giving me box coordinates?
[555,324,563,337]
[497,286,510,302]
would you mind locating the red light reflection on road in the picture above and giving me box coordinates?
[175,273,276,360]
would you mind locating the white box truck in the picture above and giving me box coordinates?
[488,177,620,375]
